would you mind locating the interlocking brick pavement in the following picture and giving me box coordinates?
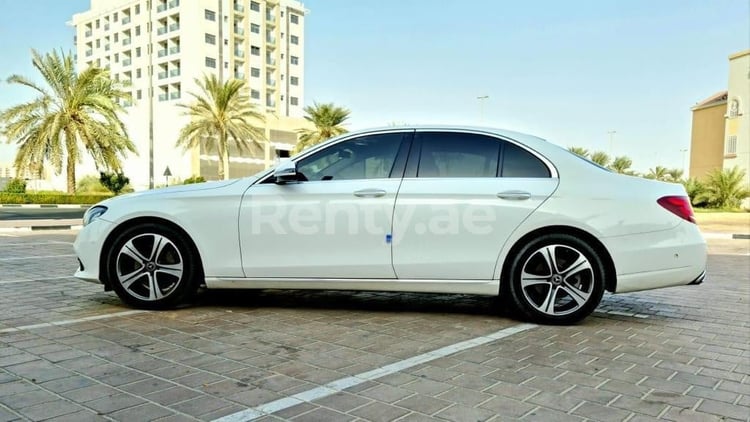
[0,232,748,421]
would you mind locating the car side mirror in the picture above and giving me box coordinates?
[273,160,298,184]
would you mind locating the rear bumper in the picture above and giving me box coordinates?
[604,222,707,294]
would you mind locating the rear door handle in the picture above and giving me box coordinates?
[354,189,387,198]
[497,190,531,200]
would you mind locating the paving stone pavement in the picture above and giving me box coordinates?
[0,232,748,421]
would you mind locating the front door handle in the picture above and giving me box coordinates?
[354,189,387,198]
[497,190,531,200]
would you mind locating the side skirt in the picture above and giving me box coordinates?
[204,277,500,296]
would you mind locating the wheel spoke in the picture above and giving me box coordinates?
[120,267,146,289]
[147,273,163,300]
[149,235,167,261]
[539,245,560,274]
[521,271,550,288]
[561,254,592,279]
[539,285,559,314]
[561,281,591,307]
[155,266,182,279]
[122,240,148,265]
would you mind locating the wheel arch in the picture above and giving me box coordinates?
[98,216,205,290]
[499,225,617,295]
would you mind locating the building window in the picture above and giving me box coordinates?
[114,33,119,42]
[290,35,299,45]
[113,12,118,22]
[251,46,260,56]
[250,1,260,11]
[205,57,216,68]
[290,76,298,86]
[729,99,740,118]
[251,89,260,99]
[251,67,260,77]
[136,68,142,78]
[136,89,142,100]
[290,56,299,65]
[135,4,140,14]
[114,53,119,63]
[96,39,101,48]
[726,135,738,155]
[290,14,299,24]
[135,25,141,36]
[205,33,216,44]
[136,47,141,57]
[250,23,260,34]
[290,96,299,106]
[205,9,216,21]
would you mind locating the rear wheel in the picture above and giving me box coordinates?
[507,234,605,324]
[107,224,200,309]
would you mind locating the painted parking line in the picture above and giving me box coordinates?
[213,323,536,422]
[0,310,149,333]
[0,254,76,261]
[0,241,74,247]
[0,276,73,285]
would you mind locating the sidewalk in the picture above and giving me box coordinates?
[0,218,82,232]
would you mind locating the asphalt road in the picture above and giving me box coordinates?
[0,207,87,220]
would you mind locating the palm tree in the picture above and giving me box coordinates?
[646,166,669,181]
[176,74,265,180]
[567,146,589,158]
[0,49,135,194]
[697,167,750,209]
[609,156,633,174]
[295,102,350,153]
[666,168,684,182]
[590,151,611,167]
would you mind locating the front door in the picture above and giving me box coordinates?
[239,131,412,278]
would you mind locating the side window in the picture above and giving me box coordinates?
[417,132,499,178]
[501,142,551,177]
[296,133,404,181]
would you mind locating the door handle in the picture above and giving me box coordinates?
[354,189,387,198]
[497,190,531,200]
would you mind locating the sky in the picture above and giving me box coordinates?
[0,0,748,173]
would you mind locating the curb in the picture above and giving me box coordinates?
[702,232,750,240]
[0,225,83,233]
[1,204,90,209]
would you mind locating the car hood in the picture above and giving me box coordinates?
[96,178,255,207]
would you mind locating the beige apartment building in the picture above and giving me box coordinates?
[689,50,750,193]
[71,0,309,189]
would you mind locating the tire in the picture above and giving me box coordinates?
[507,234,605,324]
[106,223,200,310]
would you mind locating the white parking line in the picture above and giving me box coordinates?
[0,241,73,247]
[0,234,18,237]
[0,310,148,333]
[0,254,76,261]
[213,323,536,422]
[0,276,73,285]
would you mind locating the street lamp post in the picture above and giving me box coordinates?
[607,130,617,155]
[477,95,489,124]
[680,148,688,176]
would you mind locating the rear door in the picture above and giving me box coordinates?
[391,130,559,280]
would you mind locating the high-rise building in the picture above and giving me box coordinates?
[71,0,308,189]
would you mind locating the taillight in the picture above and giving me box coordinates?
[657,196,696,224]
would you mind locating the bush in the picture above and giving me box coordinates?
[697,167,750,209]
[0,193,112,205]
[682,178,707,207]
[183,175,206,184]
[3,178,27,193]
[77,175,110,194]
[99,172,130,195]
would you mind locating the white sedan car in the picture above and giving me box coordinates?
[74,127,707,324]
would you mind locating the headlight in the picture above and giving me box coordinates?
[83,206,108,226]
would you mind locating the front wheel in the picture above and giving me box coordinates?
[507,234,605,324]
[106,224,200,309]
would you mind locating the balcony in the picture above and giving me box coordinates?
[266,79,276,86]
[158,93,168,101]
[266,13,275,23]
[170,91,181,100]
[157,3,167,12]
[170,68,180,77]
[266,57,276,66]
[104,44,111,51]
[234,3,244,13]
[123,38,131,46]
[157,26,168,35]
[168,0,179,8]
[104,23,110,30]
[234,26,244,36]
[169,23,180,32]
[122,16,131,25]
[266,99,276,108]
[85,50,93,57]
[158,71,168,79]
[234,72,245,79]
[234,49,245,58]
[123,100,133,107]
[122,58,132,66]
[85,30,92,37]
[169,46,180,55]
[157,49,168,57]
[266,35,276,45]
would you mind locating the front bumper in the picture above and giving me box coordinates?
[73,218,114,285]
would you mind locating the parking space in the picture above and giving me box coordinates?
[0,232,748,421]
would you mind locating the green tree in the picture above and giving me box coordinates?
[697,167,750,209]
[76,174,110,194]
[645,166,670,181]
[666,168,684,182]
[99,171,130,195]
[0,49,136,194]
[567,146,589,158]
[682,177,707,207]
[609,156,633,174]
[295,102,351,153]
[3,178,27,193]
[590,151,611,167]
[176,74,265,180]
